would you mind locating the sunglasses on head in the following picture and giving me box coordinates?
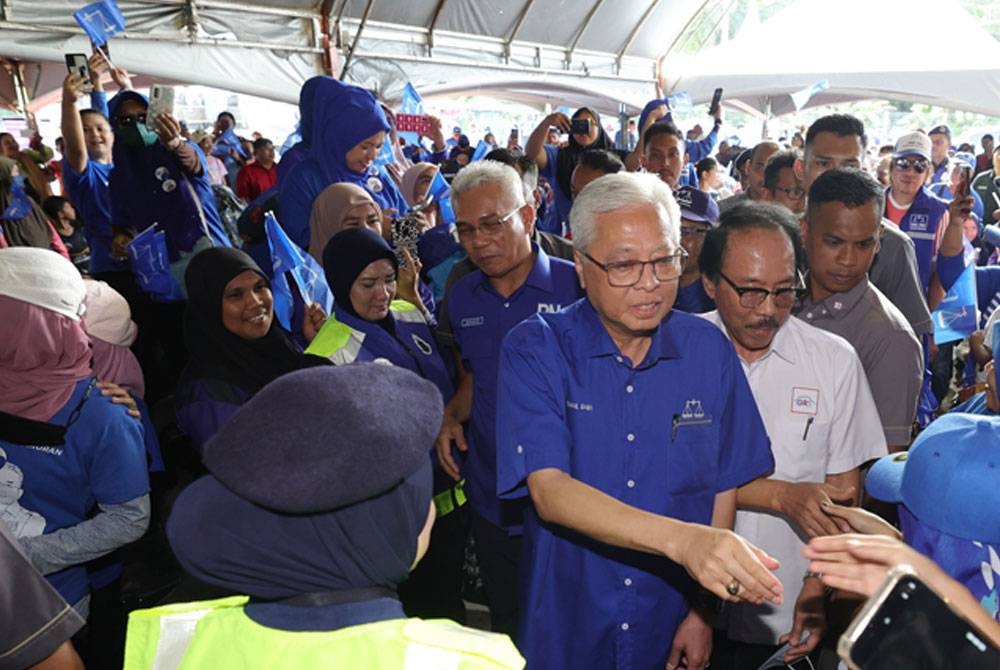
[893,157,929,173]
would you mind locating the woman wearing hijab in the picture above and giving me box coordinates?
[275,76,328,187]
[307,182,383,263]
[0,247,150,620]
[123,364,523,669]
[278,77,408,250]
[175,247,327,453]
[525,107,620,235]
[0,157,70,256]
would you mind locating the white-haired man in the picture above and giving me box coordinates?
[496,172,782,670]
[434,160,583,639]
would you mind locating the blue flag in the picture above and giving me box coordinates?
[126,224,185,302]
[74,0,126,44]
[264,212,333,330]
[428,170,455,225]
[1,175,33,220]
[471,140,491,162]
[665,92,694,114]
[932,261,978,345]
[398,82,426,145]
[790,80,830,111]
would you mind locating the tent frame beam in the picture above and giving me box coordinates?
[505,0,536,63]
[616,0,661,68]
[339,0,374,79]
[566,0,606,64]
[426,0,449,55]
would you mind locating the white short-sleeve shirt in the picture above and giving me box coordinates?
[702,312,887,644]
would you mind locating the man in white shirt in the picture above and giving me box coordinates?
[699,201,887,669]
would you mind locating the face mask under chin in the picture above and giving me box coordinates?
[119,124,159,148]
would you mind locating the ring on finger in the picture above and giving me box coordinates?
[726,578,741,596]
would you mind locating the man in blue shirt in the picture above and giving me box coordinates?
[435,160,583,638]
[496,172,781,669]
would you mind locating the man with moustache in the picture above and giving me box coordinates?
[495,172,782,670]
[700,202,886,669]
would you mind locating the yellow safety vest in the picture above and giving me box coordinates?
[124,596,525,669]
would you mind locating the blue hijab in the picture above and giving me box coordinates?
[310,78,390,187]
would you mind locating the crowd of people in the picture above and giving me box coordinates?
[2,50,999,670]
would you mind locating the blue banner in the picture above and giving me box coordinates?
[398,82,425,146]
[790,80,830,111]
[73,0,126,45]
[428,170,455,225]
[471,140,491,162]
[265,212,333,330]
[932,261,978,344]
[1,175,33,220]
[665,92,693,114]
[127,224,184,302]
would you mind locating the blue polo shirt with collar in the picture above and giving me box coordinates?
[447,244,582,531]
[496,299,773,670]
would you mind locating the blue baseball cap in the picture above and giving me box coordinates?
[674,186,720,227]
[866,413,1000,544]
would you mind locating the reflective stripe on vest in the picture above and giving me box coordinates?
[305,300,423,363]
[124,596,525,669]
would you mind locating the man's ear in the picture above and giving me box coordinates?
[701,273,717,300]
[793,157,806,183]
[574,250,587,290]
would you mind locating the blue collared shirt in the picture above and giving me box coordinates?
[447,245,582,531]
[497,299,773,669]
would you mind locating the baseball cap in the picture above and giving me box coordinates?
[928,124,951,138]
[866,413,1000,544]
[0,247,86,321]
[674,186,720,226]
[452,126,461,134]
[892,131,932,160]
[952,151,976,170]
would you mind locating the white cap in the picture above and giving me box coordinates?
[893,131,932,160]
[83,279,137,345]
[0,248,86,321]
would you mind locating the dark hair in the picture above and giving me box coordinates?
[805,114,867,151]
[643,121,683,150]
[696,157,717,181]
[217,111,237,124]
[983,134,994,142]
[252,138,273,152]
[0,132,12,144]
[699,201,805,281]
[878,144,894,155]
[806,168,884,221]
[734,148,753,171]
[42,196,71,222]
[763,150,800,191]
[80,108,109,123]
[577,149,624,175]
[484,147,520,167]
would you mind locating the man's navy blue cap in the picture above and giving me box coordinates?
[675,186,720,226]
[452,126,461,134]
[202,364,444,514]
[866,413,1000,544]
[929,124,951,137]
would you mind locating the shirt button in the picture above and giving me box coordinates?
[806,312,813,319]
[626,433,635,442]
[615,355,623,363]
[516,444,524,454]
[626,480,635,488]
[621,623,630,631]
[504,302,510,308]
[626,384,634,393]
[624,578,632,586]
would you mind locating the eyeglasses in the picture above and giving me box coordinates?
[772,185,806,199]
[455,205,522,242]
[718,271,805,308]
[680,224,710,238]
[581,248,688,287]
[893,157,929,174]
[115,113,147,128]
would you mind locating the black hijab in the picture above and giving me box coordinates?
[183,247,319,393]
[322,227,398,330]
[555,107,616,201]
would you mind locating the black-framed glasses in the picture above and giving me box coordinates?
[893,157,929,174]
[455,205,522,242]
[115,113,147,128]
[773,185,806,199]
[581,248,688,287]
[718,271,805,308]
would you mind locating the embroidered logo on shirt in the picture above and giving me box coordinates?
[681,399,705,419]
[790,387,820,416]
[460,316,485,328]
[537,303,563,313]
[566,400,593,411]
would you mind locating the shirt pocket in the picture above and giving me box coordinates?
[769,414,831,483]
[665,419,718,496]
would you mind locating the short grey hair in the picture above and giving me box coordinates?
[450,161,526,215]
[569,172,680,252]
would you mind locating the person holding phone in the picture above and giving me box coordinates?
[525,107,621,236]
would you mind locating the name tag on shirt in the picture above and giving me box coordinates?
[460,316,485,328]
[790,387,820,416]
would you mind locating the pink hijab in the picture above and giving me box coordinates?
[308,183,382,263]
[84,279,145,398]
[0,295,93,422]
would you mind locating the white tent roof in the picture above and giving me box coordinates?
[661,0,1000,118]
[1,0,711,114]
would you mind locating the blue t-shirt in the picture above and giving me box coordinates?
[446,245,582,530]
[63,159,127,275]
[497,301,774,669]
[0,379,149,605]
[675,279,715,314]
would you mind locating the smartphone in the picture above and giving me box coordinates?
[391,195,433,270]
[709,87,724,117]
[570,118,591,135]
[147,85,176,130]
[65,53,93,93]
[396,113,430,135]
[839,566,1000,670]
[955,165,972,199]
[510,128,519,140]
